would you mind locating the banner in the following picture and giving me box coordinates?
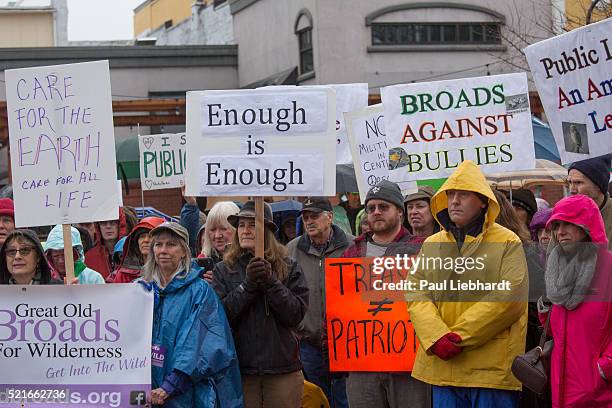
[325,258,417,372]
[139,133,186,191]
[331,83,369,165]
[185,88,336,196]
[5,61,119,227]
[524,18,611,164]
[381,73,535,182]
[0,285,153,407]
[345,104,417,203]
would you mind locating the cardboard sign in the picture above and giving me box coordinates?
[325,258,417,372]
[0,285,153,407]
[185,88,336,196]
[345,104,417,203]
[524,18,612,164]
[5,61,118,227]
[381,73,535,182]
[139,133,187,190]
[331,83,369,165]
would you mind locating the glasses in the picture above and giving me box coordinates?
[6,246,35,258]
[365,203,391,214]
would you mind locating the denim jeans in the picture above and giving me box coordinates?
[299,341,348,408]
[433,385,519,408]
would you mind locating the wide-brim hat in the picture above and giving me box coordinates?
[228,200,278,232]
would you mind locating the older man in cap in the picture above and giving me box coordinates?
[567,154,611,248]
[343,180,431,408]
[404,186,438,246]
[287,197,353,407]
[0,198,16,247]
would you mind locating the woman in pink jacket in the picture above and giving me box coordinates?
[538,194,612,407]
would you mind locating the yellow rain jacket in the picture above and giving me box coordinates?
[407,160,528,391]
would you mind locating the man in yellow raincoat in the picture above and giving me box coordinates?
[407,160,528,408]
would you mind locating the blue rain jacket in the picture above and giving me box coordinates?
[145,266,243,407]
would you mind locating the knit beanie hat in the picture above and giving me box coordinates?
[365,180,404,210]
[568,154,611,196]
[0,198,14,219]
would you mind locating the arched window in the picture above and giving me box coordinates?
[366,2,505,49]
[295,9,314,75]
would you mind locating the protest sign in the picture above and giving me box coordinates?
[185,88,336,196]
[331,83,369,165]
[5,60,118,228]
[524,18,611,164]
[325,258,417,372]
[139,133,186,191]
[381,73,535,182]
[345,104,417,203]
[0,285,153,407]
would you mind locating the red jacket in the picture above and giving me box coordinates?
[109,216,164,283]
[85,208,128,279]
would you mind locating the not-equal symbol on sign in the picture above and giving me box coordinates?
[367,298,394,316]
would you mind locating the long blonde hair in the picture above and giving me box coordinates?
[201,201,240,256]
[223,225,289,281]
[142,231,192,287]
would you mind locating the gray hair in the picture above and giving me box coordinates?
[142,231,192,287]
[201,201,240,256]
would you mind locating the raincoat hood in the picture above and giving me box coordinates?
[529,208,553,242]
[121,216,165,265]
[45,225,85,262]
[430,160,499,232]
[94,207,128,245]
[0,229,54,284]
[546,194,608,246]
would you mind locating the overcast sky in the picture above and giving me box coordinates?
[67,0,144,41]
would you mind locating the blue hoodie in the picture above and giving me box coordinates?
[141,265,243,407]
[45,225,105,285]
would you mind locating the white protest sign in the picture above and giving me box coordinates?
[185,88,336,196]
[345,104,417,203]
[524,18,612,164]
[258,84,369,165]
[5,60,119,227]
[382,73,535,182]
[331,83,369,165]
[0,285,152,407]
[139,133,186,190]
[117,180,123,207]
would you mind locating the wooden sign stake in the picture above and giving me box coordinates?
[62,224,75,284]
[255,197,265,258]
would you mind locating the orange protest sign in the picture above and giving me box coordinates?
[325,258,417,372]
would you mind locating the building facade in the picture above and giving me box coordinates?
[230,0,554,92]
[0,0,68,47]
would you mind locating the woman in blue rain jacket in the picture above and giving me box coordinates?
[139,221,243,408]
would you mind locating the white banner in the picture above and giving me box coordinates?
[382,73,535,182]
[5,61,119,227]
[186,88,336,196]
[331,83,369,165]
[0,285,153,407]
[524,18,612,164]
[139,133,186,191]
[198,153,324,195]
[345,104,417,203]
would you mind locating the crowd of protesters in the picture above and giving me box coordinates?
[0,153,610,407]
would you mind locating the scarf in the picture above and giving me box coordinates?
[545,240,598,310]
[74,259,87,278]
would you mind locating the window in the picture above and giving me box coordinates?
[371,23,502,46]
[298,28,314,74]
[295,9,314,77]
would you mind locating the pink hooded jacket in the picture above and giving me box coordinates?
[542,195,612,408]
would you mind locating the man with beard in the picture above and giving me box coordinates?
[287,197,353,407]
[342,180,431,408]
